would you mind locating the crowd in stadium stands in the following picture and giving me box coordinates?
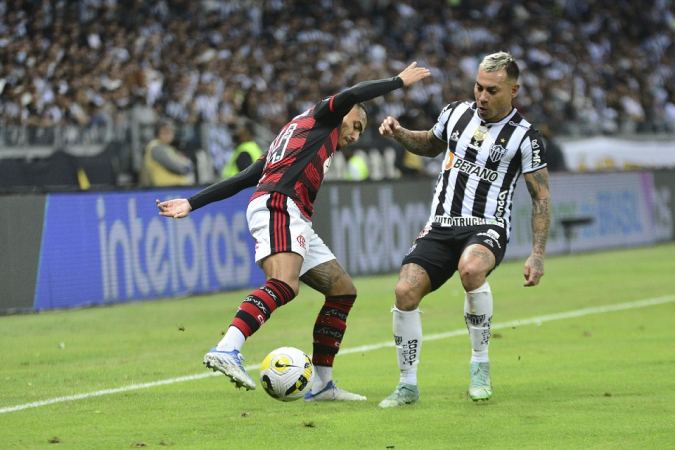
[1,0,674,146]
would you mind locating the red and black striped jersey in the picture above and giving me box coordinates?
[251,101,341,219]
[252,77,404,219]
[187,77,405,217]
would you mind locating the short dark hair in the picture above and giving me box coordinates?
[355,102,369,123]
[156,119,175,134]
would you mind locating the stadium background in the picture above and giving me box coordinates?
[1,0,674,313]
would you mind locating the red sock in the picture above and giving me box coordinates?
[231,278,295,338]
[312,295,356,367]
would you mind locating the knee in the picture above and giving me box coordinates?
[325,273,357,297]
[339,277,357,297]
[394,280,421,311]
[459,265,486,292]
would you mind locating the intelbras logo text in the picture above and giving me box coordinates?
[452,157,499,182]
[96,196,252,300]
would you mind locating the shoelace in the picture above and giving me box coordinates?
[471,365,490,386]
[394,384,415,396]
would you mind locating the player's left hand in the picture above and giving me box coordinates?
[398,62,431,87]
[156,198,192,219]
[523,254,545,287]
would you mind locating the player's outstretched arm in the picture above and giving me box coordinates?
[523,168,551,287]
[317,63,431,120]
[156,157,265,218]
[379,116,445,158]
[156,198,191,219]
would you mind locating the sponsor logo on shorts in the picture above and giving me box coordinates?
[434,215,504,227]
[417,226,431,239]
[483,239,494,248]
[405,243,417,256]
[478,229,501,240]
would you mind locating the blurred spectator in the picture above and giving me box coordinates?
[139,119,194,186]
[1,0,674,180]
[222,120,262,179]
[342,147,370,181]
[539,122,567,172]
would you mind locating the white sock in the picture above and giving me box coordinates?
[311,366,332,393]
[392,306,423,386]
[400,367,418,385]
[464,282,493,364]
[215,326,246,352]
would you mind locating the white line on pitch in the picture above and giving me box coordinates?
[1,295,673,414]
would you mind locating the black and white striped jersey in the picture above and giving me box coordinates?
[428,101,547,239]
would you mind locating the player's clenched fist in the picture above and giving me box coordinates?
[379,116,402,138]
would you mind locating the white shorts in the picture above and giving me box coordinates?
[246,193,336,276]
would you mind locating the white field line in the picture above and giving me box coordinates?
[2,295,673,414]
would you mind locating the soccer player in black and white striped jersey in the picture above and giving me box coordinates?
[378,52,551,407]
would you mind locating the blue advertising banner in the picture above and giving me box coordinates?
[34,188,264,310]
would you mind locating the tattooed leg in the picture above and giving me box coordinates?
[300,259,356,297]
[394,263,432,311]
[302,260,357,379]
[458,244,495,292]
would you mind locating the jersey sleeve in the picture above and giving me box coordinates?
[520,129,547,173]
[431,102,460,143]
[188,155,266,211]
[313,77,405,123]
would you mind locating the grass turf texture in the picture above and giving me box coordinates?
[1,243,674,449]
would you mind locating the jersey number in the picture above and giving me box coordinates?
[268,123,297,165]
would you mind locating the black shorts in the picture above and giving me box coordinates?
[401,224,508,292]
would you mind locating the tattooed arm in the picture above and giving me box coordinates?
[379,116,445,158]
[523,168,551,287]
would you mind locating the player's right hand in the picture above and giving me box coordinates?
[156,198,192,219]
[379,116,402,138]
[397,62,431,87]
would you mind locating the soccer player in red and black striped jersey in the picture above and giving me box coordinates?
[157,62,430,400]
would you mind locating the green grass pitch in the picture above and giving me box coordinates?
[1,243,674,449]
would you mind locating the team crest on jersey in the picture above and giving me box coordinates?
[489,143,506,163]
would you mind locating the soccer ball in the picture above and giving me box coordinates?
[259,347,315,402]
